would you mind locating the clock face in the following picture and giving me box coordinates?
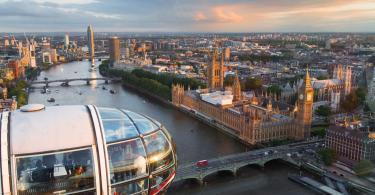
[307,93,312,101]
[299,94,304,100]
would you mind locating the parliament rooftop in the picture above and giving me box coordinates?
[0,104,177,195]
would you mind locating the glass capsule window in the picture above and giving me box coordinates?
[123,110,159,134]
[97,107,177,194]
[15,148,95,195]
[144,131,174,173]
[150,168,176,194]
[98,108,139,142]
[107,139,148,184]
[111,178,148,195]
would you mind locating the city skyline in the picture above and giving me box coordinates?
[0,0,375,33]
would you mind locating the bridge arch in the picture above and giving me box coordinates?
[176,177,203,186]
[201,168,236,182]
[262,158,284,167]
[236,162,265,172]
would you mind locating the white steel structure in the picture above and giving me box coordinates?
[0,105,177,195]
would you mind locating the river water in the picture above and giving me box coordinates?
[28,61,315,194]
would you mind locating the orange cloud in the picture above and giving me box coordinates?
[194,12,207,21]
[212,6,244,23]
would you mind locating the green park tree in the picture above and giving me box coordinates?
[341,92,359,112]
[353,160,375,176]
[318,148,337,165]
[244,77,262,91]
[315,105,331,117]
[224,75,235,87]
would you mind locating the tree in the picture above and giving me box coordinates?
[353,160,375,176]
[224,75,235,87]
[355,87,367,104]
[315,105,331,117]
[317,75,328,80]
[8,80,28,107]
[318,148,337,165]
[244,77,262,91]
[311,126,326,138]
[341,92,359,112]
[267,85,281,96]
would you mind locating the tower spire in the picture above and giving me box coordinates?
[232,72,242,102]
[305,68,311,88]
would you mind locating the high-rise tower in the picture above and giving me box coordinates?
[87,25,95,59]
[109,36,120,66]
[64,33,69,49]
[296,69,314,140]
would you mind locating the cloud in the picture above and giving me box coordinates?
[0,0,374,32]
[194,12,207,21]
[34,0,98,5]
[212,6,244,23]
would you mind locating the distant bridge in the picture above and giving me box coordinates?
[29,77,121,87]
[174,140,323,184]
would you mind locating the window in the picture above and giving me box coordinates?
[16,148,95,194]
[150,168,175,194]
[99,108,139,142]
[123,111,159,134]
[111,179,148,195]
[144,131,174,173]
[107,139,148,184]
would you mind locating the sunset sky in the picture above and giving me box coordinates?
[0,0,374,32]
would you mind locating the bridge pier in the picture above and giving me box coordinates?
[232,168,238,177]
[86,80,90,85]
[45,82,49,88]
[105,80,109,84]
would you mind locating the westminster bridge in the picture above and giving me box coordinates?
[174,140,324,184]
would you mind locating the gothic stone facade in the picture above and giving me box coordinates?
[172,71,313,145]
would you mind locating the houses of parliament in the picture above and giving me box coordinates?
[172,49,313,145]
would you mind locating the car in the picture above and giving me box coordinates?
[196,160,208,167]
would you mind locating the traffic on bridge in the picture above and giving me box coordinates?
[174,140,324,184]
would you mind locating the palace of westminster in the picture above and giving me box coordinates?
[172,48,315,145]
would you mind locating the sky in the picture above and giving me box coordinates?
[0,0,375,32]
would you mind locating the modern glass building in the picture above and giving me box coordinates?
[0,104,177,195]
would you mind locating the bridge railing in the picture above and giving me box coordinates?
[175,140,325,181]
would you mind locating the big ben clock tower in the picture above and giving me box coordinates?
[296,69,314,140]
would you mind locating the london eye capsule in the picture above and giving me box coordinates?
[0,104,177,195]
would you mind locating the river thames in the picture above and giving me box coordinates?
[28,61,315,194]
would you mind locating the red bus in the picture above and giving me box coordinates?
[196,160,208,167]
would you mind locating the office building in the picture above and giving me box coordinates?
[64,33,69,48]
[109,36,120,66]
[87,25,95,58]
[326,119,375,166]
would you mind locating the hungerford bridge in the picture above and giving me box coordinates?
[29,77,121,87]
[174,140,323,184]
